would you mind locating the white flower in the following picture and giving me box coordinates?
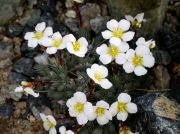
[96,40,129,65]
[88,100,112,125]
[14,81,39,97]
[136,37,156,49]
[43,32,67,54]
[24,22,53,48]
[86,64,112,89]
[40,113,57,134]
[73,0,84,3]
[109,93,137,121]
[125,13,146,29]
[102,19,135,44]
[65,34,88,57]
[66,92,93,125]
[59,126,74,134]
[123,45,155,76]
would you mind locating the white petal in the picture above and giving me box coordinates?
[77,114,88,125]
[143,55,155,68]
[136,37,146,46]
[135,13,144,22]
[118,19,130,31]
[107,19,119,31]
[109,102,118,116]
[78,37,88,47]
[86,68,94,79]
[125,49,135,60]
[119,42,129,52]
[102,30,112,39]
[35,22,46,32]
[127,103,138,113]
[123,62,135,73]
[66,42,74,54]
[98,65,108,77]
[135,45,150,56]
[122,31,135,42]
[74,92,87,103]
[99,79,112,89]
[24,87,39,97]
[118,93,131,103]
[67,130,74,134]
[117,111,128,121]
[66,34,76,43]
[69,109,78,117]
[14,86,24,92]
[40,113,47,122]
[39,37,52,47]
[115,53,127,65]
[96,44,108,55]
[99,54,112,65]
[46,47,57,54]
[43,122,50,131]
[125,15,134,22]
[105,110,112,120]
[110,37,121,45]
[24,32,35,40]
[47,115,57,125]
[91,64,100,72]
[84,102,93,115]
[96,100,109,109]
[28,38,38,48]
[49,128,57,134]
[134,66,147,76]
[44,27,53,36]
[59,126,66,134]
[52,32,62,40]
[66,98,76,107]
[97,116,109,125]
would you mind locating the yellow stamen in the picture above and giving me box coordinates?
[52,39,62,48]
[46,120,55,129]
[117,102,127,112]
[74,102,84,113]
[112,28,123,38]
[96,107,105,117]
[35,32,44,39]
[21,82,33,88]
[94,72,103,81]
[132,55,143,66]
[73,41,81,52]
[108,45,119,59]
[132,19,142,28]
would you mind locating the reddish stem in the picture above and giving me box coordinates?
[32,79,51,87]
[58,50,62,65]
[74,3,83,27]
[87,80,95,100]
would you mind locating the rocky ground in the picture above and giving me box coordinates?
[0,0,180,134]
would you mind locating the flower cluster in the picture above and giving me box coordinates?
[66,92,137,125]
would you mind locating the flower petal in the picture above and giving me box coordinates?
[118,93,131,103]
[117,111,128,121]
[123,62,135,73]
[126,103,137,113]
[118,42,129,52]
[28,38,38,48]
[52,32,62,40]
[136,37,146,46]
[49,128,57,134]
[74,92,87,103]
[66,98,76,107]
[135,45,150,56]
[96,100,109,109]
[35,22,46,32]
[24,87,39,97]
[98,65,108,77]
[125,15,134,22]
[39,37,52,47]
[118,19,130,31]
[105,110,112,120]
[109,102,118,117]
[96,44,108,55]
[125,49,135,60]
[84,102,93,115]
[122,31,135,42]
[14,86,24,92]
[99,79,112,89]
[43,122,50,131]
[24,32,35,40]
[143,55,155,68]
[102,30,112,39]
[40,113,47,122]
[66,130,74,134]
[78,37,88,47]
[44,27,53,36]
[135,13,144,22]
[134,66,147,76]
[59,126,66,134]
[86,68,94,79]
[107,19,119,31]
[77,114,88,125]
[99,54,112,65]
[110,37,121,45]
[115,53,127,65]
[65,34,76,43]
[97,116,109,125]
[46,47,57,54]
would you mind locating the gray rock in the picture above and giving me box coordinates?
[154,50,171,65]
[90,16,109,33]
[34,53,48,65]
[0,0,23,25]
[64,18,79,32]
[136,93,180,134]
[0,102,13,119]
[21,42,38,58]
[8,23,24,37]
[8,72,29,83]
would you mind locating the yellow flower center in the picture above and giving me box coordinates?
[46,120,55,129]
[117,102,127,112]
[52,39,62,48]
[96,107,105,117]
[132,19,142,28]
[112,28,123,38]
[94,72,103,81]
[108,45,119,59]
[74,102,84,113]
[21,82,33,88]
[35,32,44,39]
[73,41,81,52]
[132,55,143,66]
